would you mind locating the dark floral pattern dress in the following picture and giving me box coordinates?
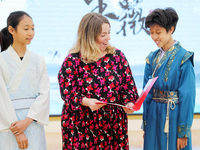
[58,49,138,150]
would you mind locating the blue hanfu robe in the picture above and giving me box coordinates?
[143,42,195,150]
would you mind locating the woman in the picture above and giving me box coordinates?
[58,12,139,149]
[0,11,50,149]
[142,7,195,150]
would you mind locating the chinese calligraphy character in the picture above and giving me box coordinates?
[84,0,150,36]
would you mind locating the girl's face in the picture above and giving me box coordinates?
[10,15,35,45]
[150,24,174,51]
[96,23,111,52]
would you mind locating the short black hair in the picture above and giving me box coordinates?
[145,7,178,34]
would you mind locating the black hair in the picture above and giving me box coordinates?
[145,7,179,34]
[0,11,31,52]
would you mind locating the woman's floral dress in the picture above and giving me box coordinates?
[58,49,138,150]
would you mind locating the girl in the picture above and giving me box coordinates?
[0,11,50,149]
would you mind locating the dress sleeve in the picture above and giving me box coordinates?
[0,55,18,131]
[119,51,139,104]
[142,52,153,131]
[0,76,18,131]
[58,55,84,112]
[177,53,195,138]
[27,56,50,125]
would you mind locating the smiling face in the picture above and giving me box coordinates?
[9,15,35,46]
[96,23,111,52]
[150,24,174,51]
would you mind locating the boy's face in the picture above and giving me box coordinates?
[149,24,174,51]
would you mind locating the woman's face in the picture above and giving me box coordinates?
[96,23,111,51]
[150,24,174,51]
[11,15,35,45]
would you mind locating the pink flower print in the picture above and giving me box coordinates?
[109,82,115,89]
[107,92,112,98]
[124,60,128,66]
[108,75,114,81]
[94,136,98,144]
[99,78,106,85]
[63,89,68,95]
[83,73,89,78]
[100,135,104,141]
[108,136,112,143]
[103,86,108,92]
[84,65,90,71]
[68,61,73,67]
[100,67,104,72]
[79,66,83,72]
[86,77,93,84]
[81,143,85,148]
[74,142,79,148]
[125,67,130,74]
[98,114,102,120]
[105,71,110,76]
[112,65,117,71]
[94,83,98,89]
[86,134,90,140]
[104,57,109,62]
[87,85,93,91]
[115,56,120,62]
[62,122,68,127]
[75,59,80,66]
[110,97,115,102]
[78,79,84,86]
[91,69,98,75]
[66,68,72,74]
[96,87,102,94]
[105,63,111,70]
[120,142,125,147]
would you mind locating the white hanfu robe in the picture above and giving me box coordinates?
[0,46,50,150]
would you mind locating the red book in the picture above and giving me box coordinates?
[132,76,158,111]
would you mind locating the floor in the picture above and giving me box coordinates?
[45,125,200,150]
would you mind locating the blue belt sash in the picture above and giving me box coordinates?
[152,89,179,150]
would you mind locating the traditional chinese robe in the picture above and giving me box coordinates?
[0,46,50,150]
[143,42,195,150]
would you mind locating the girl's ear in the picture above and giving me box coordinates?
[8,26,15,35]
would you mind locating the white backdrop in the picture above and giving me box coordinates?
[0,0,199,115]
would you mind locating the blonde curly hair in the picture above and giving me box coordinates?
[69,12,115,63]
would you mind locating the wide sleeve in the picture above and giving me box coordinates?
[0,76,18,131]
[27,56,50,125]
[119,51,139,104]
[177,53,195,138]
[58,55,84,112]
[142,52,154,130]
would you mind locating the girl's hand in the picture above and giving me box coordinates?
[123,102,134,114]
[10,117,33,136]
[177,137,187,150]
[81,97,106,111]
[15,133,29,149]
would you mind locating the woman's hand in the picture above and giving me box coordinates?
[123,102,134,114]
[81,97,106,111]
[177,137,187,150]
[10,117,33,136]
[15,133,29,149]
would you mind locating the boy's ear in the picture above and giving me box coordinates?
[170,26,174,34]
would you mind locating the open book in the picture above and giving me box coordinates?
[96,76,158,111]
